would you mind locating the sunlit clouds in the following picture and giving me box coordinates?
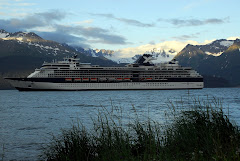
[113,40,202,58]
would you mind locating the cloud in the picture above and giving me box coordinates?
[90,13,155,27]
[0,0,36,8]
[158,17,229,27]
[149,40,155,45]
[73,20,93,25]
[114,40,201,58]
[117,18,154,27]
[36,31,90,48]
[0,10,67,31]
[15,3,36,6]
[0,10,128,46]
[172,32,200,40]
[54,24,128,45]
[183,1,204,10]
[203,39,216,44]
[227,36,240,40]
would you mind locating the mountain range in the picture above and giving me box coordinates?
[0,29,117,89]
[174,38,240,87]
[0,29,240,89]
[72,46,174,64]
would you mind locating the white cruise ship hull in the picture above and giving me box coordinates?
[7,79,204,91]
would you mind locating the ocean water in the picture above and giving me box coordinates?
[0,88,240,160]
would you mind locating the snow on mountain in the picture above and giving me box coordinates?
[109,40,201,64]
[103,54,139,64]
[75,47,177,64]
[220,40,234,47]
[2,31,44,42]
[78,41,187,64]
[0,33,9,38]
[0,29,10,38]
[205,51,223,57]
[2,29,239,66]
[0,30,76,57]
[198,39,235,57]
[71,40,197,64]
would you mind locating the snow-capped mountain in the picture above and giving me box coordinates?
[174,38,240,86]
[0,29,10,38]
[195,39,235,56]
[0,29,77,57]
[0,29,45,42]
[0,29,115,63]
[0,29,119,89]
[72,46,176,64]
[144,48,175,64]
[1,29,240,88]
[0,29,117,72]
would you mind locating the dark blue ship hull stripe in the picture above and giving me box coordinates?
[6,77,203,83]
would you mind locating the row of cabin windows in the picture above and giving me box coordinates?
[53,69,190,72]
[48,74,191,77]
[57,83,174,88]
[140,73,190,76]
[54,72,132,74]
[53,69,191,72]
[54,71,132,74]
[53,74,133,76]
[46,68,192,71]
[49,72,192,75]
[53,71,190,74]
[48,75,192,78]
[48,74,132,77]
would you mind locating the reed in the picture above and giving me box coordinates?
[161,97,240,160]
[42,97,240,161]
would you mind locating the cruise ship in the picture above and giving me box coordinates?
[5,54,203,91]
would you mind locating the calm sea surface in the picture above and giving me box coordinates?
[0,88,240,160]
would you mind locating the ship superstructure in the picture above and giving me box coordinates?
[5,54,203,91]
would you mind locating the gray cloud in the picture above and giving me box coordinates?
[0,10,128,47]
[172,32,200,40]
[90,13,155,27]
[0,10,66,31]
[149,40,155,45]
[54,24,127,45]
[158,17,229,26]
[36,31,90,48]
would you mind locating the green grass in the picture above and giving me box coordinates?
[42,97,240,161]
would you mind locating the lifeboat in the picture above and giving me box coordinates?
[91,78,97,81]
[82,78,89,81]
[65,78,72,81]
[124,78,131,81]
[146,78,152,80]
[74,78,81,81]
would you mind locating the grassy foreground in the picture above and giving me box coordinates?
[42,98,240,161]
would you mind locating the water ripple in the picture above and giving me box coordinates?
[0,88,240,160]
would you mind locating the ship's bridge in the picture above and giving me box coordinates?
[40,55,84,69]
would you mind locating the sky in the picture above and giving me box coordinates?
[0,0,240,57]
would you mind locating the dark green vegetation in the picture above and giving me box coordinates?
[42,98,240,161]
